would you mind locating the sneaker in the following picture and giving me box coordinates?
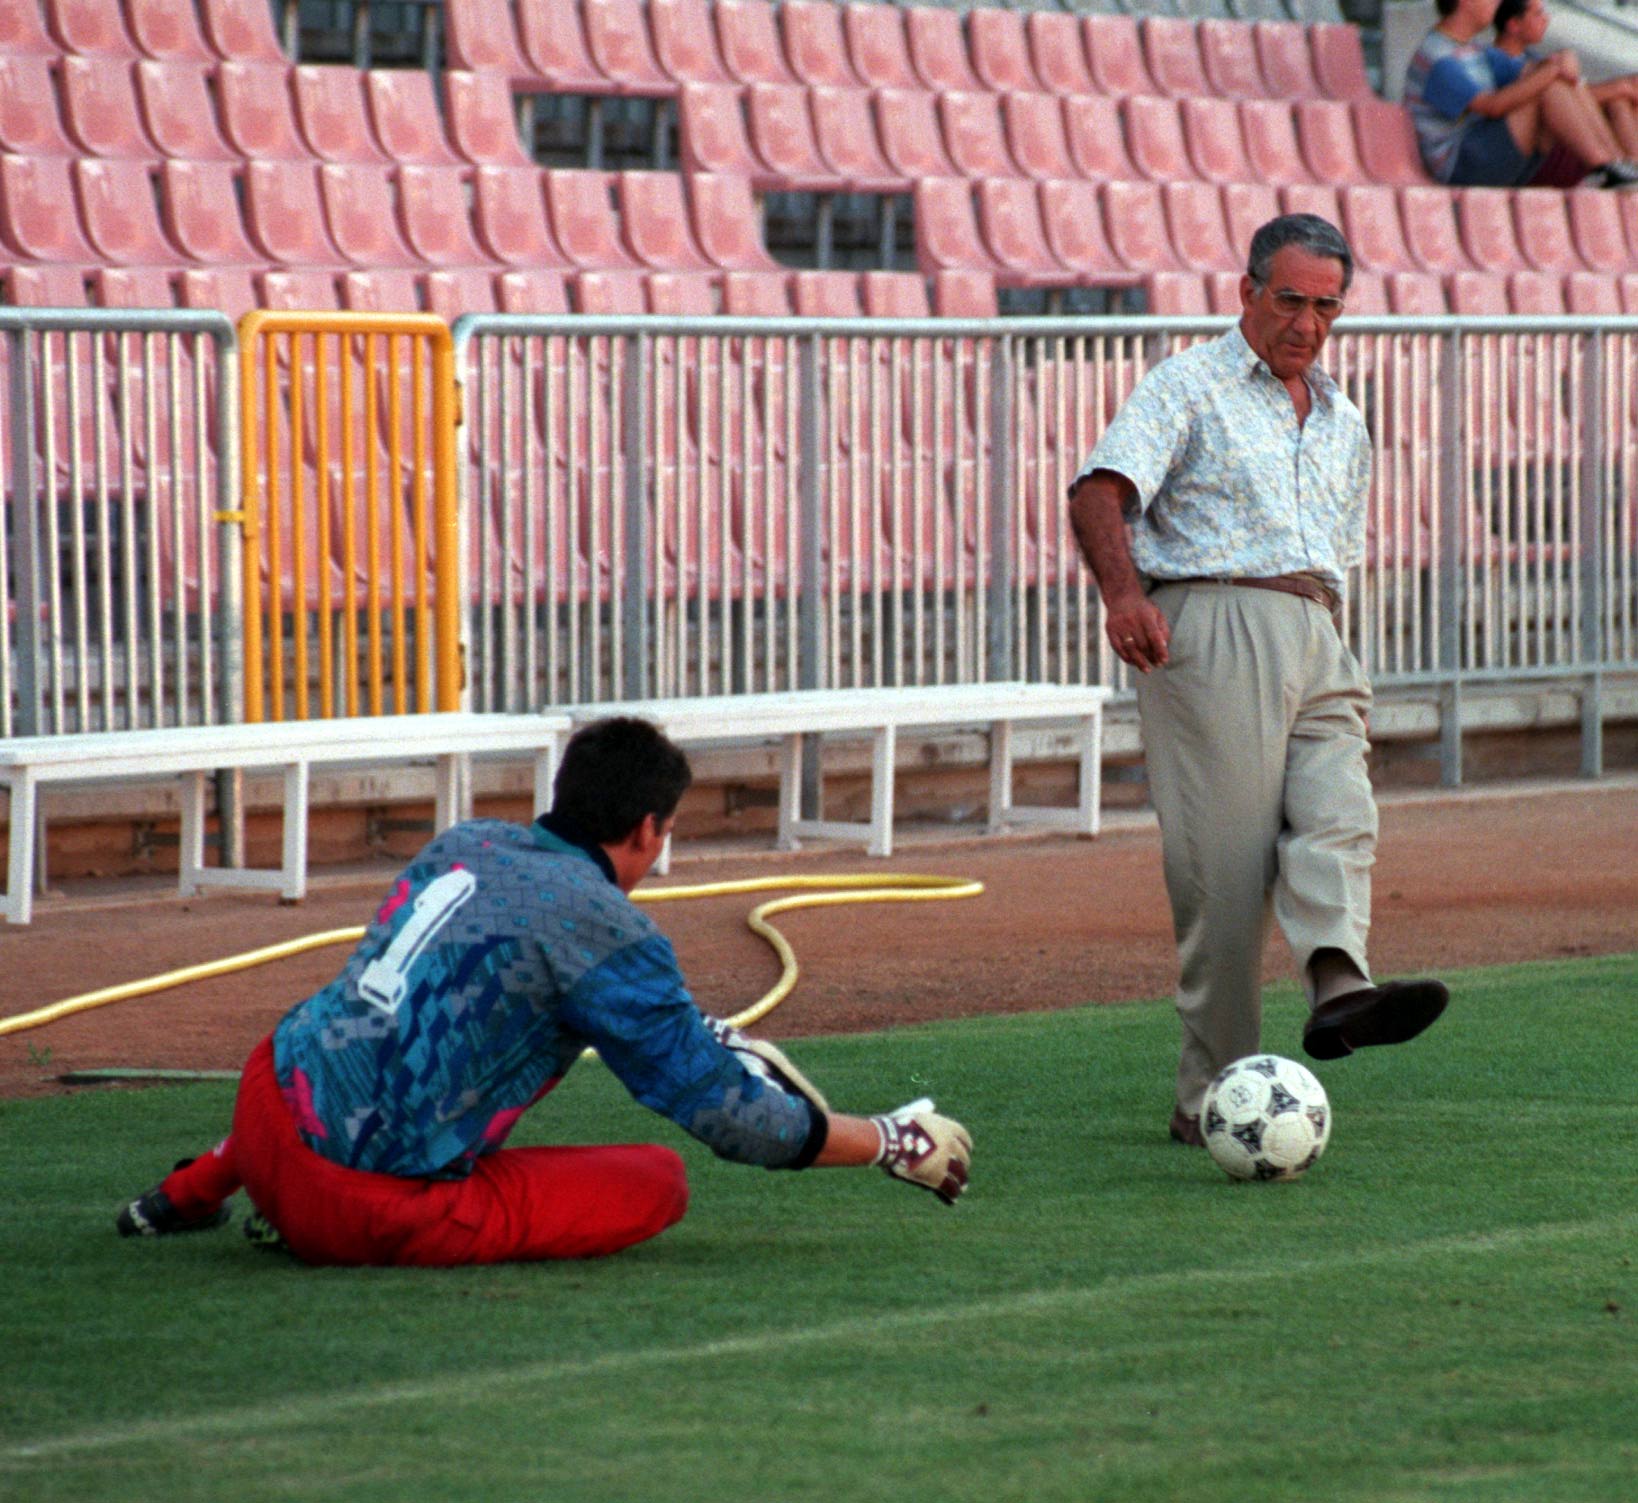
[242,1208,290,1255]
[115,1159,231,1238]
[1596,160,1638,191]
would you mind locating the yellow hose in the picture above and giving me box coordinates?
[0,873,982,1040]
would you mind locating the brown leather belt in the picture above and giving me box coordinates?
[1163,574,1340,617]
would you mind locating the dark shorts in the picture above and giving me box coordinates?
[1449,116,1545,188]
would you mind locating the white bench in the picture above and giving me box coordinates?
[0,712,571,925]
[569,682,1113,869]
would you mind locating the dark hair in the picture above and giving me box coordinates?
[550,717,692,844]
[1435,0,1460,16]
[1246,213,1355,295]
[1492,0,1528,33]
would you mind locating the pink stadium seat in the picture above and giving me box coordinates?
[472,164,571,266]
[1506,269,1566,313]
[583,0,674,96]
[0,154,100,265]
[975,177,1070,289]
[860,269,930,317]
[647,270,719,315]
[1221,181,1281,260]
[318,163,422,267]
[1026,12,1095,98]
[1563,271,1622,315]
[939,91,1022,180]
[7,263,90,305]
[913,177,1002,279]
[1145,270,1210,315]
[366,69,463,168]
[811,85,910,194]
[1125,95,1192,183]
[969,10,1044,94]
[1238,99,1313,186]
[1279,182,1341,223]
[1104,180,1183,275]
[1564,190,1629,274]
[1083,15,1157,98]
[650,0,733,84]
[1198,18,1269,99]
[1003,92,1077,183]
[1620,274,1638,314]
[340,267,423,312]
[1295,100,1368,185]
[618,170,716,270]
[716,0,797,86]
[1340,184,1417,273]
[444,71,535,169]
[875,89,961,180]
[44,0,139,57]
[1310,22,1373,102]
[689,172,784,271]
[545,168,641,268]
[1180,96,1252,184]
[843,3,919,91]
[1039,179,1139,289]
[399,163,496,265]
[1253,21,1321,100]
[573,268,649,313]
[0,0,57,56]
[1454,187,1529,273]
[1142,17,1210,99]
[1511,188,1584,272]
[424,267,501,320]
[74,158,179,264]
[678,83,767,180]
[0,56,76,157]
[496,268,570,313]
[746,82,845,191]
[136,60,239,161]
[931,268,997,317]
[1352,99,1434,186]
[93,265,177,308]
[443,0,540,85]
[293,65,390,165]
[1619,196,1638,267]
[200,0,289,65]
[722,269,792,314]
[1342,268,1387,313]
[178,266,260,318]
[1447,270,1511,315]
[906,7,981,93]
[782,0,862,88]
[1204,271,1244,313]
[515,0,613,92]
[127,0,216,63]
[1062,96,1139,182]
[217,62,310,160]
[60,58,160,163]
[791,269,863,316]
[1399,186,1475,274]
[160,160,264,265]
[244,161,343,266]
[1164,180,1238,273]
[1386,271,1446,314]
[257,267,340,310]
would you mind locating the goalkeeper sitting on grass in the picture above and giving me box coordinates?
[116,716,972,1265]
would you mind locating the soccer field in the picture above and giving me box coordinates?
[4,954,1635,1503]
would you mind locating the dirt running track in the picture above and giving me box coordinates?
[2,780,1635,1101]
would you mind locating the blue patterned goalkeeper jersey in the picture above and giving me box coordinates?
[271,817,822,1179]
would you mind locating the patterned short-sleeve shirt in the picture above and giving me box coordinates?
[1072,324,1370,593]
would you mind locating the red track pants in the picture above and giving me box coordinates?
[164,1036,689,1266]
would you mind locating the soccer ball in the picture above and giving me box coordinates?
[1201,1054,1331,1182]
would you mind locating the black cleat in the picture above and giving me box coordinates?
[115,1160,230,1238]
[242,1208,290,1254]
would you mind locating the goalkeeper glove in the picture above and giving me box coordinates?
[705,1017,830,1116]
[871,1097,972,1205]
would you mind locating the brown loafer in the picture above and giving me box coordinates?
[1303,978,1450,1061]
[1168,1107,1205,1147]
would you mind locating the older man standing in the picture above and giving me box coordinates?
[1068,214,1448,1147]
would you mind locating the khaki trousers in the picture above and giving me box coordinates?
[1136,582,1376,1115]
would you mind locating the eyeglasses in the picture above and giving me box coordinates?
[1256,284,1347,320]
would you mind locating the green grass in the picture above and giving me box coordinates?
[4,954,1637,1503]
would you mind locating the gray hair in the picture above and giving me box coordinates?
[1246,214,1354,295]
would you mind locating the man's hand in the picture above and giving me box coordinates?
[1552,49,1581,84]
[870,1098,972,1205]
[1103,590,1171,674]
[706,1018,830,1114]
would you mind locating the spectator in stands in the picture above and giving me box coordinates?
[114,718,971,1264]
[1491,0,1638,163]
[1402,0,1638,189]
[1066,214,1449,1149]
